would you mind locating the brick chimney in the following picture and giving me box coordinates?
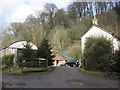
[92,16,98,25]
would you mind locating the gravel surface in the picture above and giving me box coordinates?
[2,66,118,88]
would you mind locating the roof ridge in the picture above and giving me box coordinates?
[0,40,35,51]
[92,25,113,35]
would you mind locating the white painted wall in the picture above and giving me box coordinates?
[81,25,120,53]
[0,48,16,58]
[57,60,66,66]
[53,60,66,67]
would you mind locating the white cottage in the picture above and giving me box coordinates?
[0,40,38,66]
[81,17,120,53]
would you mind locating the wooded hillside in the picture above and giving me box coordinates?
[0,2,120,52]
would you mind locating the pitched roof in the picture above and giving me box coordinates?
[81,25,114,40]
[59,50,73,60]
[9,41,38,50]
[54,54,66,61]
[0,40,38,50]
[81,25,120,52]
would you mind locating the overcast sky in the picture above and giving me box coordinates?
[0,0,73,27]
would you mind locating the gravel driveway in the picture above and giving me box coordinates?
[2,66,118,88]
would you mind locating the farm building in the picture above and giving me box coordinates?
[54,54,67,66]
[53,50,74,66]
[0,40,38,66]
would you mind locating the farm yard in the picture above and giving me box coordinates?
[0,1,120,89]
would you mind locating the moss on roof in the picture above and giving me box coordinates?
[59,50,73,60]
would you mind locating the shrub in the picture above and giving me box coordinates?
[112,47,120,76]
[83,37,112,71]
[2,54,15,66]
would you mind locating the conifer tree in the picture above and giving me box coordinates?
[37,39,54,66]
[22,42,33,59]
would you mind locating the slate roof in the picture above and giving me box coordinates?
[59,50,73,60]
[54,50,77,61]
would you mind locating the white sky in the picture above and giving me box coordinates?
[0,0,72,26]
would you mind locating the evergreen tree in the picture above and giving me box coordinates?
[22,42,34,59]
[20,41,34,67]
[37,39,54,67]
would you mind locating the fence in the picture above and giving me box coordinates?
[20,58,48,67]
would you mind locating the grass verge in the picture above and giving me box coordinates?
[2,66,55,75]
[80,68,118,80]
[2,66,22,75]
[80,68,107,77]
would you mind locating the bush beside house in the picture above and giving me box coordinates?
[111,47,120,77]
[82,37,113,72]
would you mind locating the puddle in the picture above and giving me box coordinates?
[66,79,97,87]
[16,82,26,86]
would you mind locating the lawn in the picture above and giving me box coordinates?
[2,66,55,75]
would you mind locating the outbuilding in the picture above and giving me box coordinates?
[0,40,38,66]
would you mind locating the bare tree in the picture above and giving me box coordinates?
[44,3,57,29]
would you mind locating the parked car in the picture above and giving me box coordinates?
[65,62,76,67]
[65,60,79,67]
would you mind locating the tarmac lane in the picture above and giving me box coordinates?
[2,66,118,88]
